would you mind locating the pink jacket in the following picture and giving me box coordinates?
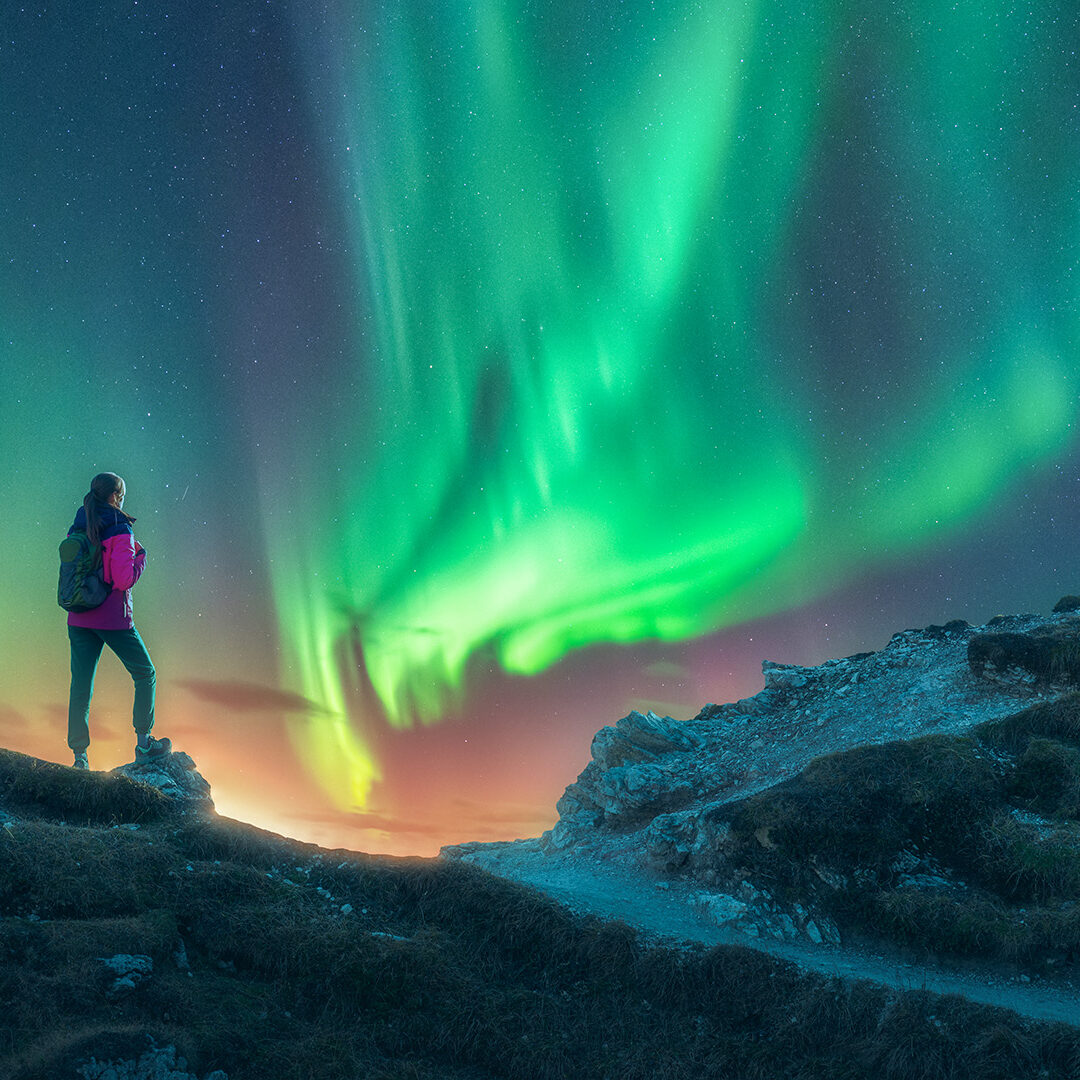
[67,508,147,630]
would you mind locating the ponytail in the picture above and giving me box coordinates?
[83,472,136,545]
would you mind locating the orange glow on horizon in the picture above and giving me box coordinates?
[3,617,764,859]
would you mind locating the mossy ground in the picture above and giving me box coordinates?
[1,750,1078,1079]
[968,621,1080,684]
[720,693,1080,974]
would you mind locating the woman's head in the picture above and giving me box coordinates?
[89,472,125,506]
[83,472,135,543]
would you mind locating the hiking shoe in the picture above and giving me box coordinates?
[72,751,89,770]
[135,735,172,761]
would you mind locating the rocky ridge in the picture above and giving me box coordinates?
[446,608,1080,953]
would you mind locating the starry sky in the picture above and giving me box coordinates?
[3,1,1079,855]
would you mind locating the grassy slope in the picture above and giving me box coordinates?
[0,751,1078,1079]
[718,693,1080,973]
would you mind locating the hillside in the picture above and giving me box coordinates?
[2,604,1080,1077]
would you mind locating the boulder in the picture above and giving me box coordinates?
[761,661,810,690]
[554,711,703,828]
[644,809,734,872]
[111,751,214,813]
[101,954,153,1001]
[590,710,701,771]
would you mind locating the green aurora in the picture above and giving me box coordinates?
[266,1,1079,809]
[1,2,1076,825]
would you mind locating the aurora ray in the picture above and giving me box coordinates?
[261,0,1080,810]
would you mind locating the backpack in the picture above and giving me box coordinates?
[58,530,110,612]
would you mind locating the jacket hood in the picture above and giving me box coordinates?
[71,502,129,539]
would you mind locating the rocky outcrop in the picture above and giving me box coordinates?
[693,882,841,946]
[543,614,1061,863]
[551,711,704,840]
[101,954,154,1001]
[111,752,214,813]
[449,603,1080,950]
[590,709,704,768]
[644,806,735,874]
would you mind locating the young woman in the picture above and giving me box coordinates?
[66,472,170,769]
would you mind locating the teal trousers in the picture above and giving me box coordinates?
[67,626,156,752]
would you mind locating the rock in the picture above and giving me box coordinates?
[101,954,152,1000]
[803,917,841,946]
[554,712,704,827]
[694,887,833,944]
[762,661,810,690]
[691,703,726,723]
[594,763,695,821]
[644,810,733,871]
[920,620,972,641]
[554,763,606,826]
[544,819,581,850]
[776,914,797,939]
[695,892,749,926]
[172,938,190,972]
[590,710,701,771]
[111,752,214,812]
[76,1037,226,1080]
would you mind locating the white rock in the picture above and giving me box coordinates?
[696,893,749,926]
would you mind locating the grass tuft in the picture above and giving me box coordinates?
[969,625,1080,684]
[0,749,169,825]
[1008,739,1080,818]
[976,693,1080,753]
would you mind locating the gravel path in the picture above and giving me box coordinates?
[457,839,1080,1029]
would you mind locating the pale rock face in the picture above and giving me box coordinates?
[555,710,703,829]
[644,809,734,871]
[761,661,810,690]
[111,751,214,812]
[695,892,748,925]
[546,613,1070,860]
[590,709,704,770]
[690,882,843,945]
[595,763,695,819]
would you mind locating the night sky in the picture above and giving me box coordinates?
[4,1,1079,855]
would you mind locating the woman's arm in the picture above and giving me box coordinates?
[102,531,147,591]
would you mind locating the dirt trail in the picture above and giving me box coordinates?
[458,841,1080,1030]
